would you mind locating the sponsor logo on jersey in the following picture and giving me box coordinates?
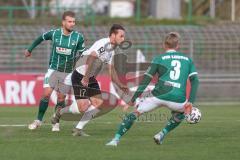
[56,47,72,55]
[164,81,181,88]
[98,47,105,54]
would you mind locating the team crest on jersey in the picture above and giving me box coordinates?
[56,47,72,55]
[71,40,76,45]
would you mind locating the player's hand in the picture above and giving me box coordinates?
[184,102,193,115]
[81,76,89,87]
[122,100,135,112]
[127,101,135,107]
[24,49,32,58]
[122,104,130,112]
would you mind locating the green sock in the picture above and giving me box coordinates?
[37,98,49,121]
[54,101,66,111]
[162,112,185,135]
[114,113,137,140]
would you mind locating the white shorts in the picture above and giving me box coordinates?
[136,96,187,114]
[64,73,72,86]
[43,69,55,88]
[43,69,71,94]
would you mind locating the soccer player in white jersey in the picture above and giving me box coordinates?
[52,24,129,136]
[106,32,199,146]
[25,11,85,131]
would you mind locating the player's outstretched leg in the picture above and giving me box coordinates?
[51,101,65,132]
[51,106,62,125]
[51,99,81,131]
[154,111,185,145]
[28,87,53,130]
[106,112,137,146]
[72,105,100,136]
[28,97,49,130]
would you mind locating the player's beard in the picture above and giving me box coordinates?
[65,27,73,33]
[63,26,73,33]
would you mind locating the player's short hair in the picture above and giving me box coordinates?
[164,32,180,49]
[109,24,125,36]
[62,11,75,20]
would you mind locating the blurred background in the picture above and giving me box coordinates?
[0,0,239,105]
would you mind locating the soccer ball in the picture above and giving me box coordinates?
[186,107,201,124]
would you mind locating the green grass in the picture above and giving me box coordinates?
[0,105,240,160]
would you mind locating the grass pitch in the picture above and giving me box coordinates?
[0,105,240,160]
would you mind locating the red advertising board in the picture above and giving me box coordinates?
[0,74,112,107]
[0,74,190,107]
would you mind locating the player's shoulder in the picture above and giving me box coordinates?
[151,54,163,64]
[52,28,61,33]
[74,31,84,37]
[46,28,61,37]
[171,51,193,62]
[179,52,194,63]
[154,53,166,60]
[92,37,110,47]
[43,28,58,34]
[70,31,84,41]
[95,37,109,44]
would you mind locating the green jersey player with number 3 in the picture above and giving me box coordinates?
[25,11,85,131]
[106,32,199,146]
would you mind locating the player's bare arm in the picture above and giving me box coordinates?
[81,51,98,86]
[108,64,129,93]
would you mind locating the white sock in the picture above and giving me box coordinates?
[75,105,100,130]
[69,100,80,114]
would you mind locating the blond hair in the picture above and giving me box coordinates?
[164,32,180,49]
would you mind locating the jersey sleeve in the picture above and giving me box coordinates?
[189,75,199,103]
[27,30,54,52]
[131,58,158,102]
[88,40,105,57]
[144,58,159,78]
[188,59,199,103]
[189,59,198,77]
[76,34,85,53]
[42,30,54,40]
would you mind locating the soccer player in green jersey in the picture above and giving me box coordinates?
[24,11,85,131]
[106,32,199,146]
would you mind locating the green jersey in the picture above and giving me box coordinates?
[27,28,85,73]
[132,50,198,103]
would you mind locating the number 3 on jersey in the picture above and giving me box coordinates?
[170,60,181,80]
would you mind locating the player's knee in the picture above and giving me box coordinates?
[42,91,52,100]
[57,96,65,102]
[91,98,103,108]
[135,106,145,116]
[172,112,185,122]
[133,110,141,117]
[77,99,90,112]
[42,95,51,100]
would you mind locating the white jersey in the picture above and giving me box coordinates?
[75,37,114,77]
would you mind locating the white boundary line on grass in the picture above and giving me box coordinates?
[0,124,28,127]
[1,119,240,127]
[197,102,240,106]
